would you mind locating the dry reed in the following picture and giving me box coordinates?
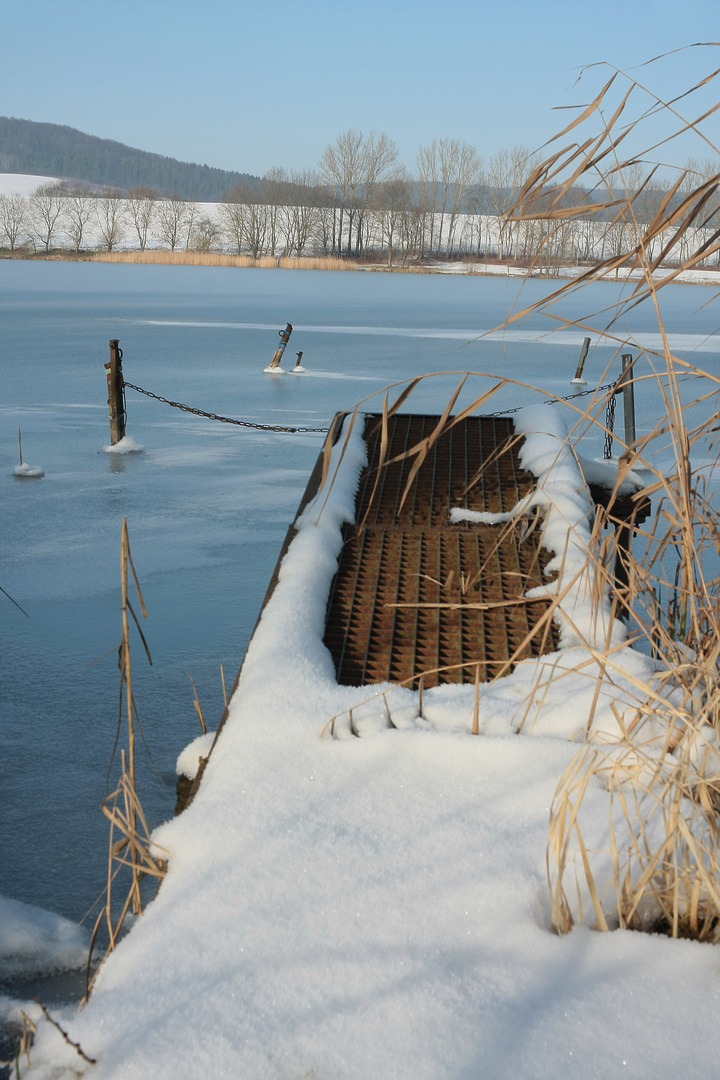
[84,520,167,1000]
[504,48,720,939]
[315,48,720,942]
[91,250,358,271]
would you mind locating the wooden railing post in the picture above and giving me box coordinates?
[572,336,591,383]
[105,339,126,445]
[620,353,636,449]
[267,323,293,369]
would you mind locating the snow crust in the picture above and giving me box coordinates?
[175,731,216,780]
[13,462,44,478]
[0,895,88,980]
[23,409,720,1080]
[101,435,144,454]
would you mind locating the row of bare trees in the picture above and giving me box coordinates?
[2,134,718,267]
[0,183,224,254]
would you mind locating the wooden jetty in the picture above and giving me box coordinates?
[179,408,652,811]
[323,413,558,688]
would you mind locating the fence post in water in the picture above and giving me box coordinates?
[105,339,126,445]
[572,337,591,383]
[268,323,293,369]
[620,353,636,449]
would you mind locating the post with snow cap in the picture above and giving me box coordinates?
[105,339,126,445]
[268,323,293,369]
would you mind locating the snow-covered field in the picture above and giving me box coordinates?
[0,174,59,196]
[12,399,720,1080]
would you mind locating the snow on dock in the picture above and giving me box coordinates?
[26,407,720,1080]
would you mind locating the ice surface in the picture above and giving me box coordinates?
[4,264,720,1079]
[0,895,88,980]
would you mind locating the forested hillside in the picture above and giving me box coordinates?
[0,117,259,201]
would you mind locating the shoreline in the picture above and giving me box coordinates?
[1,248,719,286]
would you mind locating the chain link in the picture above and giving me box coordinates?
[122,382,330,434]
[603,392,617,459]
[124,378,618,436]
[486,381,617,418]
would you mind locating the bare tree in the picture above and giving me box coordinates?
[218,179,256,254]
[28,184,64,251]
[261,167,290,256]
[320,129,364,255]
[190,215,222,251]
[486,146,535,259]
[0,192,27,250]
[94,189,126,251]
[281,169,321,256]
[182,199,200,250]
[441,140,482,256]
[126,187,157,250]
[243,202,269,258]
[354,131,398,255]
[62,185,94,252]
[219,198,246,254]
[155,195,188,251]
[417,140,441,255]
[374,171,413,267]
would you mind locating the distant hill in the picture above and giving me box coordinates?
[0,117,260,202]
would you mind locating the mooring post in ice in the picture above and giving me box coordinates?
[105,339,126,444]
[572,336,591,384]
[619,353,636,449]
[267,323,293,369]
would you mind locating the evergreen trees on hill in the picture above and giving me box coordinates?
[0,117,259,202]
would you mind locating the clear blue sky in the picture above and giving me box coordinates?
[1,0,718,177]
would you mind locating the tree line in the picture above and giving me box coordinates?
[2,131,718,267]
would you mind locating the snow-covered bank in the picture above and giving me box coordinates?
[22,407,720,1080]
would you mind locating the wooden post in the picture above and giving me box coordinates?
[105,339,126,445]
[294,351,304,370]
[614,521,632,619]
[620,353,636,449]
[267,323,293,369]
[572,337,591,383]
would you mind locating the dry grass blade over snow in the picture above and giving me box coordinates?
[315,46,720,941]
[495,48,720,938]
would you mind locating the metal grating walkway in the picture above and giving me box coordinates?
[323,414,559,688]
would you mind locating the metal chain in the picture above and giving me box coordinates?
[122,381,330,434]
[124,377,618,435]
[603,391,617,459]
[487,380,617,418]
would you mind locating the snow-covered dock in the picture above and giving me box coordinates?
[25,406,720,1080]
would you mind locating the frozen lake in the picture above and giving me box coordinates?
[1,259,719,927]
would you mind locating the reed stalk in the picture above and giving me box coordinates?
[84,520,166,1000]
[316,48,720,941]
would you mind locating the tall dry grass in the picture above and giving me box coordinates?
[315,47,720,941]
[85,520,167,1000]
[501,47,720,939]
[91,249,358,271]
